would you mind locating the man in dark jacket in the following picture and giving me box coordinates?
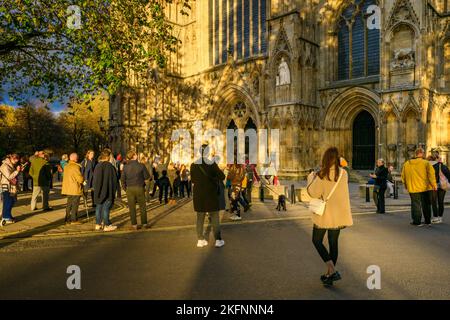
[121,150,151,230]
[190,144,226,248]
[370,159,389,214]
[93,149,117,232]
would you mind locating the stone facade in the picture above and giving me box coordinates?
[110,0,450,178]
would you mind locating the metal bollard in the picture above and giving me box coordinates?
[394,180,398,199]
[291,184,295,204]
[260,185,264,202]
[366,184,370,203]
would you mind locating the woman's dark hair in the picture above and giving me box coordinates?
[318,147,340,182]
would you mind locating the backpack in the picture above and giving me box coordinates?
[439,164,449,191]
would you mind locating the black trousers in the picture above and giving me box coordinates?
[374,186,386,213]
[312,227,341,265]
[66,195,80,222]
[431,189,446,217]
[152,179,160,196]
[410,191,432,225]
[180,181,190,197]
[159,183,169,204]
[126,186,147,226]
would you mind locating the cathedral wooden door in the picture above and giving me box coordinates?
[352,110,375,170]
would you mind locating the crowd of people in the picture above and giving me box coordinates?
[366,148,450,225]
[1,143,450,288]
[0,148,194,230]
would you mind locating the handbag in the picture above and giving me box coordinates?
[439,164,449,191]
[307,169,343,216]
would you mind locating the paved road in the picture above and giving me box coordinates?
[1,210,450,299]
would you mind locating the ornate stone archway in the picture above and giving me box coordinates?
[209,84,261,131]
[323,87,382,168]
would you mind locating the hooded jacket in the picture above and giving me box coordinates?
[401,158,437,193]
[0,158,19,192]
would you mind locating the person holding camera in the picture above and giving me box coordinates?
[1,154,22,224]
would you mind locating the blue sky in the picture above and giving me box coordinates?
[1,81,68,112]
[1,94,66,111]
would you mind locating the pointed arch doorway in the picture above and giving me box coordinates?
[226,117,258,162]
[352,110,375,170]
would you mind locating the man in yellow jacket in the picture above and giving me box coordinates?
[401,148,437,226]
[62,153,85,224]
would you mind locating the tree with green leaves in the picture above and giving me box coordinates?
[0,0,191,105]
[57,93,109,155]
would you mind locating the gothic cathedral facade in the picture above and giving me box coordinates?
[109,0,450,178]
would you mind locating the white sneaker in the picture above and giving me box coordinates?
[215,240,225,248]
[95,224,103,231]
[103,225,117,232]
[197,240,208,248]
[230,215,242,221]
[431,217,440,224]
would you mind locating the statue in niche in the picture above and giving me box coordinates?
[276,57,291,86]
[390,48,415,70]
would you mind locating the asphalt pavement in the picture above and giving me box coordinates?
[1,208,449,299]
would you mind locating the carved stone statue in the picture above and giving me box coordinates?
[391,48,415,70]
[277,57,291,86]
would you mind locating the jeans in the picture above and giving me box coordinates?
[431,189,446,218]
[95,199,113,226]
[410,191,432,225]
[31,186,50,210]
[312,227,341,265]
[126,186,147,226]
[66,195,80,222]
[1,192,16,220]
[197,211,221,241]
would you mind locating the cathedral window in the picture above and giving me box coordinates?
[337,0,380,80]
[210,0,267,65]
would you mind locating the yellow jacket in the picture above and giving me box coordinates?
[241,176,248,188]
[62,161,84,196]
[401,158,437,193]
